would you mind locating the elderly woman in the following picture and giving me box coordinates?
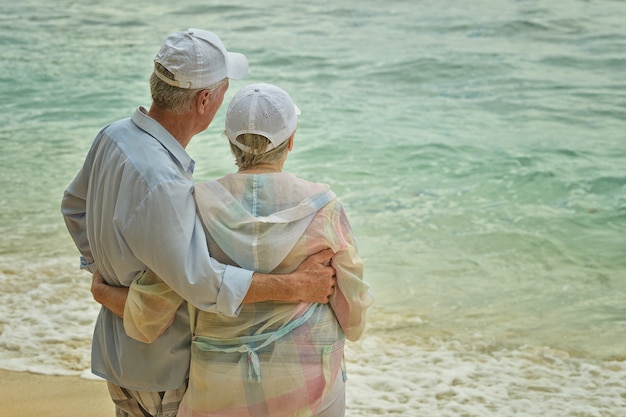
[113,83,372,417]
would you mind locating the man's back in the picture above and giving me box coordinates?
[62,109,195,391]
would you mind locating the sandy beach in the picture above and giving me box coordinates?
[0,369,113,417]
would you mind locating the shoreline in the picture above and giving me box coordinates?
[0,369,113,417]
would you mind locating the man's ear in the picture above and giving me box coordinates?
[197,90,211,114]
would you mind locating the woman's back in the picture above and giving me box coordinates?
[192,172,344,339]
[179,172,364,417]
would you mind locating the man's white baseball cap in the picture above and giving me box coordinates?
[226,83,301,153]
[154,28,248,89]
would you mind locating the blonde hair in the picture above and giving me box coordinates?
[150,63,228,114]
[229,133,291,169]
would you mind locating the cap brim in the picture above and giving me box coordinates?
[226,52,249,80]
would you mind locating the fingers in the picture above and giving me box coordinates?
[294,249,337,304]
[92,269,105,284]
[309,273,336,305]
[324,276,338,304]
[309,248,334,264]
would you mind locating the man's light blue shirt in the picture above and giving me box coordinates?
[62,107,253,390]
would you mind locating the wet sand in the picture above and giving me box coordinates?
[0,369,113,417]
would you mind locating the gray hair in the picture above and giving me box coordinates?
[150,63,228,114]
[228,133,291,170]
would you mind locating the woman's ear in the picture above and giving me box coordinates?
[287,133,295,151]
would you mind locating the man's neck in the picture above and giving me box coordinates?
[146,105,195,149]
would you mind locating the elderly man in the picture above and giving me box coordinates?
[61,29,335,417]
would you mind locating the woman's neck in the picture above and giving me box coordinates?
[237,162,283,174]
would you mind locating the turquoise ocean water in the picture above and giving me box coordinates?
[1,0,625,415]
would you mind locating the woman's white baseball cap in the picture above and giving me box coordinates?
[154,28,248,89]
[226,83,301,153]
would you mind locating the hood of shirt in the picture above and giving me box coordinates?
[194,173,336,273]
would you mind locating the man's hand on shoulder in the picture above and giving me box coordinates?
[290,248,336,304]
[243,248,337,304]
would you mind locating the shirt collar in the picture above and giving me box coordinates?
[131,106,195,174]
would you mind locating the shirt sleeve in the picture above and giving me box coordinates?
[122,180,253,317]
[124,269,184,343]
[61,154,96,273]
[327,200,374,341]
